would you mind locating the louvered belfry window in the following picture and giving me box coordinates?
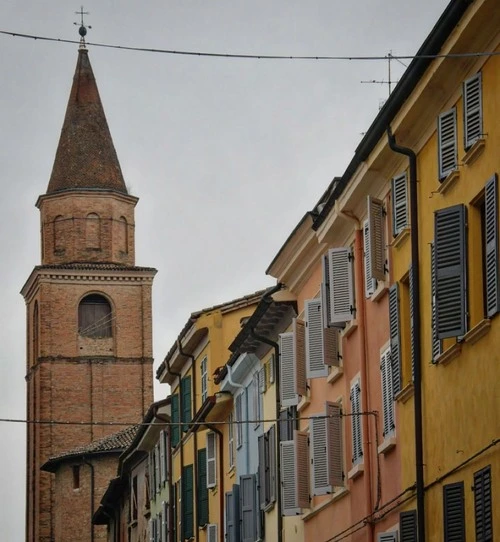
[434,205,468,339]
[78,294,112,338]
[463,72,483,150]
[438,108,458,180]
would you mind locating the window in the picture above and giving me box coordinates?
[228,413,235,469]
[364,220,377,298]
[279,406,298,442]
[170,394,180,447]
[400,510,417,542]
[280,431,309,515]
[443,482,465,541]
[380,348,395,438]
[235,393,243,449]
[53,215,65,253]
[85,212,101,249]
[258,425,276,509]
[474,465,492,541]
[181,465,194,539]
[78,294,112,338]
[201,356,208,403]
[72,465,80,490]
[463,72,483,150]
[180,376,192,432]
[206,432,217,488]
[197,449,209,526]
[119,216,128,254]
[32,301,39,365]
[322,248,355,326]
[310,402,343,495]
[350,381,363,465]
[392,173,408,236]
[438,108,458,180]
[279,321,307,408]
[434,204,468,338]
[367,195,386,281]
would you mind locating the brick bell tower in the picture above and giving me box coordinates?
[22,41,155,542]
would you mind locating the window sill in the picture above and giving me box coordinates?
[463,137,485,166]
[341,319,358,339]
[378,436,396,455]
[327,366,343,384]
[297,395,310,412]
[391,227,410,249]
[302,487,349,522]
[463,318,491,345]
[128,520,138,528]
[347,463,364,480]
[435,342,462,366]
[263,500,276,514]
[437,169,460,195]
[395,382,414,404]
[371,282,389,303]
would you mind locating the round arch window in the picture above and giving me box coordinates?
[78,294,112,338]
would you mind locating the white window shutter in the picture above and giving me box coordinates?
[438,108,457,180]
[368,196,386,281]
[280,440,298,515]
[463,72,482,149]
[485,174,499,317]
[380,349,395,438]
[321,255,333,327]
[207,524,217,542]
[391,173,408,237]
[350,383,363,464]
[363,219,377,297]
[258,366,266,393]
[388,283,402,396]
[293,318,307,396]
[310,416,330,496]
[305,299,328,378]
[206,432,217,488]
[326,402,343,488]
[279,332,298,407]
[235,394,243,448]
[327,247,355,325]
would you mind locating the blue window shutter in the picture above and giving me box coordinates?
[435,204,468,338]
[197,449,209,527]
[181,464,194,539]
[463,72,482,149]
[180,376,192,432]
[388,283,402,396]
[474,465,492,541]
[485,174,499,317]
[170,394,180,447]
[438,108,458,179]
[240,475,257,542]
[443,482,465,542]
[400,510,417,542]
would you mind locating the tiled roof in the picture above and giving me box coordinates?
[34,263,156,272]
[46,48,128,195]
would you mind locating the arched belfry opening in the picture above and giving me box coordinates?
[78,293,112,338]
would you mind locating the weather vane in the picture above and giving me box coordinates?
[74,6,91,48]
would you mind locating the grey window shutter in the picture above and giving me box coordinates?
[388,283,402,396]
[409,264,416,382]
[327,247,355,325]
[364,220,377,298]
[473,465,492,541]
[400,510,417,542]
[321,254,333,327]
[438,108,458,180]
[305,299,329,378]
[392,173,409,237]
[431,242,443,361]
[155,443,161,493]
[258,434,266,509]
[148,452,155,500]
[279,332,298,407]
[268,425,276,505]
[225,491,234,542]
[240,475,257,542]
[294,318,307,396]
[161,501,168,542]
[378,533,397,542]
[310,415,330,496]
[149,518,155,542]
[206,432,217,488]
[326,402,343,488]
[159,430,166,484]
[463,72,482,149]
[350,382,363,464]
[485,174,499,317]
[443,482,465,542]
[368,196,386,281]
[380,349,395,437]
[435,204,468,339]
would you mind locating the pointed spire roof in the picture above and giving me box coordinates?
[46,48,128,195]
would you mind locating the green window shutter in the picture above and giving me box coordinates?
[181,376,192,432]
[392,173,408,237]
[305,299,328,379]
[435,204,468,339]
[463,72,482,149]
[474,465,492,541]
[170,394,180,447]
[400,510,417,542]
[240,474,257,542]
[443,482,465,542]
[197,449,209,527]
[181,464,194,539]
[368,196,386,281]
[438,108,458,180]
[485,174,499,317]
[431,242,443,361]
[388,283,402,396]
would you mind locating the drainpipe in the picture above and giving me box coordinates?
[82,456,95,542]
[178,339,199,542]
[387,127,425,542]
[165,356,182,542]
[206,423,225,542]
[248,280,284,542]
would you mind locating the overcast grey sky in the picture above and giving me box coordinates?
[0,0,449,537]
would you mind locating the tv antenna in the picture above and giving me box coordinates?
[361,52,407,99]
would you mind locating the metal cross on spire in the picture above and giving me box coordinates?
[74,6,91,49]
